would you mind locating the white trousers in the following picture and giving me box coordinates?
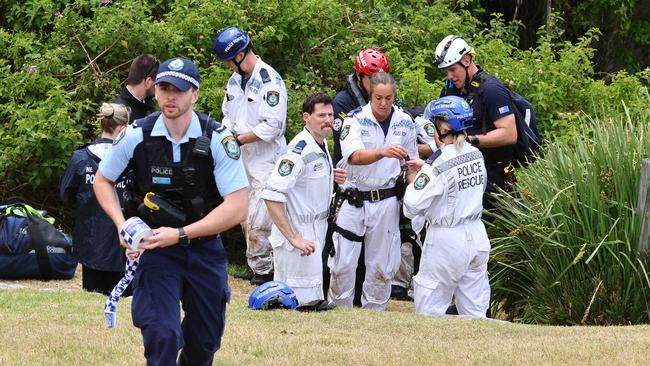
[328,197,401,310]
[242,178,273,275]
[413,220,490,318]
[272,220,326,304]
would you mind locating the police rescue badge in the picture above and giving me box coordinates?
[278,159,294,176]
[414,173,430,190]
[424,122,436,137]
[266,90,280,107]
[340,125,350,141]
[221,135,240,160]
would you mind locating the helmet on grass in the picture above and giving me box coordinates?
[248,281,299,310]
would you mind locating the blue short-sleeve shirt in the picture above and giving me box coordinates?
[99,111,249,197]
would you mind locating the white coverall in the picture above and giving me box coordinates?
[403,142,491,318]
[330,104,417,310]
[222,57,287,275]
[391,115,438,295]
[260,129,333,303]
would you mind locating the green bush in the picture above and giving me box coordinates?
[488,100,650,325]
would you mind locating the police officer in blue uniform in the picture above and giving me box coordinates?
[435,35,518,207]
[60,103,131,295]
[94,57,249,366]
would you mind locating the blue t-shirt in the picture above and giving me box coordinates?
[99,111,249,198]
[440,68,515,165]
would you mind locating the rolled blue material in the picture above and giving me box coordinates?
[104,250,141,328]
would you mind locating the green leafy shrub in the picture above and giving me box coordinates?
[488,101,650,325]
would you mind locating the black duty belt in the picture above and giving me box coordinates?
[359,188,397,202]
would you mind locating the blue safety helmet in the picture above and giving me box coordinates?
[424,96,474,132]
[213,27,251,61]
[248,281,298,310]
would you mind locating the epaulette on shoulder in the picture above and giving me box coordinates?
[196,112,227,134]
[260,68,271,83]
[133,112,161,131]
[347,106,362,117]
[292,140,307,155]
[425,149,443,165]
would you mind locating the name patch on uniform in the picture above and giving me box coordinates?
[340,125,350,141]
[222,135,241,160]
[313,162,324,171]
[266,90,280,107]
[414,173,430,190]
[278,159,294,176]
[153,177,172,185]
[333,118,343,131]
[498,105,510,114]
[360,130,370,137]
[424,123,436,137]
[151,166,173,176]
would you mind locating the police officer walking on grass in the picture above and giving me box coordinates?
[214,27,288,285]
[435,35,518,209]
[93,57,249,366]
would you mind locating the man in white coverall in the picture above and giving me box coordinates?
[330,72,418,310]
[213,27,287,284]
[261,93,346,304]
[403,96,491,317]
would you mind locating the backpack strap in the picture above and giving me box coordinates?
[469,70,496,135]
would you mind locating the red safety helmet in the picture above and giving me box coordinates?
[353,48,390,76]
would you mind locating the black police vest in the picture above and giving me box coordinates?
[130,112,223,226]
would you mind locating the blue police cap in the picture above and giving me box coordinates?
[155,57,200,91]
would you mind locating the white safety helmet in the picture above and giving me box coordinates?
[433,35,475,69]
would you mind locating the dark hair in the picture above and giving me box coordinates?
[302,92,332,114]
[369,71,396,95]
[126,54,159,85]
[97,103,130,133]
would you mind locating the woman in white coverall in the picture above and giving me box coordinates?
[330,72,418,310]
[403,96,491,317]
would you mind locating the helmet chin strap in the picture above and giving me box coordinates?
[434,121,452,141]
[233,49,249,78]
[460,59,471,92]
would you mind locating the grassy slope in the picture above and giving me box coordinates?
[1,275,649,365]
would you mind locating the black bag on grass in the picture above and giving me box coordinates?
[0,203,77,280]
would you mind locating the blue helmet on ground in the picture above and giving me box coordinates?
[248,281,298,310]
[424,96,474,132]
[213,27,250,61]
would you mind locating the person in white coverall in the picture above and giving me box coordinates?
[261,93,346,304]
[330,72,418,310]
[213,27,287,284]
[403,96,491,317]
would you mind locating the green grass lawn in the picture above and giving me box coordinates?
[1,276,650,365]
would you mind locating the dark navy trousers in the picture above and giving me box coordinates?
[131,238,230,366]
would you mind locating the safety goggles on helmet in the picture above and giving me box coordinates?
[354,48,390,76]
[248,281,299,310]
[424,96,474,132]
[433,35,474,69]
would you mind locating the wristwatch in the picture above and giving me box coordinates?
[178,227,190,247]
